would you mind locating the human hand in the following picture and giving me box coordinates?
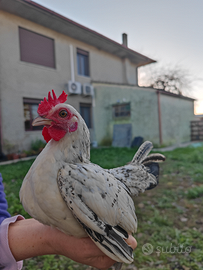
[49,226,137,270]
[8,218,137,269]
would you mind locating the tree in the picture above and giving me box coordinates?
[139,65,194,96]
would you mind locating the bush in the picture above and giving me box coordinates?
[99,136,112,147]
[31,139,46,152]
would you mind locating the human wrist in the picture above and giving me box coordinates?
[45,226,68,256]
[8,218,55,261]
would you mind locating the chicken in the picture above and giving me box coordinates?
[20,90,165,265]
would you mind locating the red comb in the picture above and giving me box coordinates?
[38,90,68,116]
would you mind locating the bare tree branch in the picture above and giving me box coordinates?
[139,64,196,96]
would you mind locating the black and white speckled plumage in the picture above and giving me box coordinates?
[57,141,165,263]
[57,163,136,263]
[107,142,165,196]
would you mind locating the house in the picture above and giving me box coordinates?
[0,0,195,154]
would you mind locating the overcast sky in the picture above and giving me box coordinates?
[34,0,203,114]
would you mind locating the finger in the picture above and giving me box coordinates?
[125,235,137,249]
[96,255,115,270]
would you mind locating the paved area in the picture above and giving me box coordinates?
[0,155,37,166]
[154,141,203,152]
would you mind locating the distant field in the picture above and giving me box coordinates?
[1,145,203,270]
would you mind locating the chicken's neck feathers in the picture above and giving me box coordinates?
[46,119,90,165]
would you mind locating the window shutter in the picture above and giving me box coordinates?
[19,27,55,68]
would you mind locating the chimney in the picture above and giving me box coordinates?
[122,33,128,47]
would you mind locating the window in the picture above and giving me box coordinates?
[80,103,92,128]
[77,48,89,76]
[19,27,55,68]
[112,103,131,118]
[23,98,42,131]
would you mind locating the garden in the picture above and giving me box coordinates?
[1,145,203,270]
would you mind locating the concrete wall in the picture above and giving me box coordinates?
[160,94,194,145]
[0,10,194,152]
[92,83,194,146]
[0,11,138,153]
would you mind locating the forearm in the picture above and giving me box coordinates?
[8,218,137,270]
[8,218,54,261]
[8,218,116,268]
[8,218,100,261]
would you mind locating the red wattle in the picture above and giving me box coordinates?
[48,126,67,141]
[42,127,52,143]
[42,121,78,142]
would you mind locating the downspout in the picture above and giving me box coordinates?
[69,44,75,82]
[91,87,97,147]
[157,90,163,145]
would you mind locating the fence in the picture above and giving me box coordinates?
[191,121,203,141]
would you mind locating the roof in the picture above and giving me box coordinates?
[0,0,156,66]
[156,89,195,101]
[92,81,195,101]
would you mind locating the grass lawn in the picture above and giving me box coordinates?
[1,146,203,270]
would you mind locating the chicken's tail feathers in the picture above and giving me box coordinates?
[131,141,153,164]
[142,153,166,165]
[144,162,160,190]
[131,141,165,165]
[142,153,165,190]
[130,141,165,191]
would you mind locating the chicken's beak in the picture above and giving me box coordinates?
[32,116,52,127]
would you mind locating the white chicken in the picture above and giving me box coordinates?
[20,90,165,266]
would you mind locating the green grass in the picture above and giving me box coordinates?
[1,145,203,269]
[90,147,138,169]
[1,160,34,218]
[186,185,203,199]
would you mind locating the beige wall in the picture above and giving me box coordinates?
[160,94,194,145]
[0,11,138,153]
[93,83,194,147]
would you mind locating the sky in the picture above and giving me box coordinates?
[34,0,203,114]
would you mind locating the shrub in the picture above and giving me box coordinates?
[31,139,46,152]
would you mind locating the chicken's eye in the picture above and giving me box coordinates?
[59,110,68,118]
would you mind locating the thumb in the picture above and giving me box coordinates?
[125,235,137,250]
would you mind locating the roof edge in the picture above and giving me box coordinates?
[19,0,156,65]
[92,81,195,101]
[156,89,195,101]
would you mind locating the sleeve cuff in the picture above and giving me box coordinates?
[0,215,24,270]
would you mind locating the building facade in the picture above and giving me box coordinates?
[93,83,194,146]
[0,0,194,154]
